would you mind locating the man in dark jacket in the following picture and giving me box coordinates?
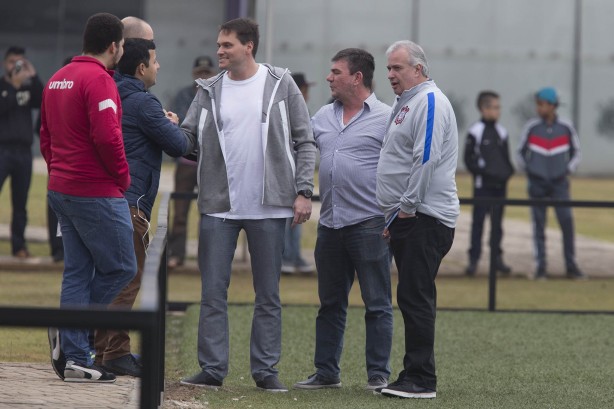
[0,46,44,258]
[464,91,514,276]
[93,38,195,377]
[517,87,585,280]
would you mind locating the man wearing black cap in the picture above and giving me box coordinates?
[517,87,585,280]
[167,56,217,269]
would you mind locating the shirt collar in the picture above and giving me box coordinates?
[333,92,377,112]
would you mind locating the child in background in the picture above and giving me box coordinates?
[464,91,514,276]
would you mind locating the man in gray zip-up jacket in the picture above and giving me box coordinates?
[181,65,315,214]
[179,18,316,393]
[376,40,459,400]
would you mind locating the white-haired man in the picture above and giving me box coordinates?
[376,40,459,399]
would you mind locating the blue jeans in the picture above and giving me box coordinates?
[48,191,137,366]
[282,218,305,265]
[197,215,286,382]
[314,217,393,380]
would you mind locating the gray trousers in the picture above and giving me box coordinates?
[197,215,286,382]
[528,176,577,270]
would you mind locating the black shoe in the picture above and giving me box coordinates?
[102,354,142,377]
[366,375,388,390]
[566,266,588,280]
[64,360,116,383]
[380,378,436,399]
[465,260,477,276]
[495,257,511,274]
[256,375,288,392]
[532,266,547,280]
[48,327,66,380]
[180,370,223,389]
[293,373,341,389]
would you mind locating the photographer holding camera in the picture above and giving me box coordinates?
[0,46,44,258]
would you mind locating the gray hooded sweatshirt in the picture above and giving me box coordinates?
[376,80,460,228]
[181,64,316,215]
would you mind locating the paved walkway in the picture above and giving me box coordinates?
[3,209,614,278]
[0,363,139,408]
[0,158,609,278]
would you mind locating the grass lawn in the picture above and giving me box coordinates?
[167,304,614,409]
[2,270,613,364]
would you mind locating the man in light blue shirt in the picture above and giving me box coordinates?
[294,48,393,391]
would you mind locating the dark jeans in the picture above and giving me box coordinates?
[528,176,576,270]
[389,213,454,391]
[314,217,393,380]
[282,219,305,265]
[168,162,198,263]
[468,185,506,262]
[0,146,32,254]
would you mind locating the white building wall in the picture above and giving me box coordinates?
[146,0,226,108]
[255,0,614,175]
[2,0,613,173]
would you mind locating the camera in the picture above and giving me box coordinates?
[14,60,23,74]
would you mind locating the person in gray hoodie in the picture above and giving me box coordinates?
[179,18,316,393]
[376,40,459,399]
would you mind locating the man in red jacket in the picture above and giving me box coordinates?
[39,12,137,383]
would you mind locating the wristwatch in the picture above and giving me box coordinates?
[297,189,313,199]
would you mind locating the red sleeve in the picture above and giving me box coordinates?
[85,75,130,192]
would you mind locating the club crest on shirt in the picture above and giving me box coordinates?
[394,106,410,125]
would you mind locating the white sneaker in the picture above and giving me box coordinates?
[64,360,116,383]
[281,263,296,274]
[47,328,65,380]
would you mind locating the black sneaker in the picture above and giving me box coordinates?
[63,360,116,383]
[48,327,66,380]
[366,375,388,390]
[495,257,512,275]
[256,375,288,392]
[465,261,477,276]
[566,266,588,280]
[180,370,223,390]
[533,266,547,281]
[293,373,341,389]
[380,378,436,399]
[102,354,142,377]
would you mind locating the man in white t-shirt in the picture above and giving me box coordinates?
[179,18,316,392]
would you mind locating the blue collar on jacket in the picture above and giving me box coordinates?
[115,72,147,98]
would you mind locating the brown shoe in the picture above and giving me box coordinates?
[14,249,30,259]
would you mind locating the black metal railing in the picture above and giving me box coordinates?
[169,192,614,313]
[0,192,170,408]
[460,196,614,312]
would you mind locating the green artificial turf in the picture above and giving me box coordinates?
[167,304,614,409]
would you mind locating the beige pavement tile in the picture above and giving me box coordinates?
[0,363,139,408]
